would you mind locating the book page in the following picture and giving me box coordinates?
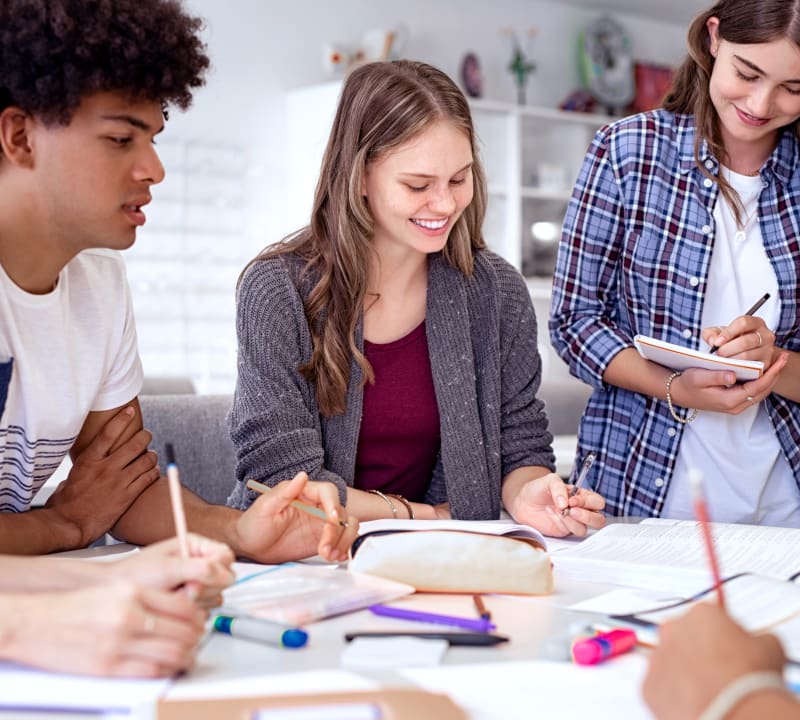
[357,518,547,547]
[551,519,800,595]
[635,574,800,633]
[634,334,763,381]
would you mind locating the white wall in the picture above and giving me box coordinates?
[127,1,690,393]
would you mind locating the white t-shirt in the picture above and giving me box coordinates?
[664,169,799,526]
[0,249,143,512]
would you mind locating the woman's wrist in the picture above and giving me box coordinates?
[699,671,788,720]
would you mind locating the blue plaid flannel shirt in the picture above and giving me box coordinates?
[549,109,800,517]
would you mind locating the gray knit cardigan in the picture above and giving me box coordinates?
[227,249,555,520]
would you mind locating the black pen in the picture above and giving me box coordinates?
[344,631,508,646]
[708,292,770,354]
[562,451,597,516]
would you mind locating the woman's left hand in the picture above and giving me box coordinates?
[505,473,605,537]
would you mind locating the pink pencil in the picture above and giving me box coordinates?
[688,469,725,610]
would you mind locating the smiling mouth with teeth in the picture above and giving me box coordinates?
[412,218,448,230]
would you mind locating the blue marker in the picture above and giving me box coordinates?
[213,614,308,648]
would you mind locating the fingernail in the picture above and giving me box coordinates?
[556,496,567,509]
[124,406,134,416]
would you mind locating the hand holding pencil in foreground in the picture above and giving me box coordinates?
[0,535,236,679]
[235,471,359,563]
[643,604,794,720]
[106,534,236,609]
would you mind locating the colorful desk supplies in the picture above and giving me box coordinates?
[345,631,508,647]
[472,594,491,621]
[369,604,496,633]
[213,614,308,649]
[571,628,637,665]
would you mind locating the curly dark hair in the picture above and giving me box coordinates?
[0,0,210,125]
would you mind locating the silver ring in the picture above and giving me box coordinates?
[754,331,763,348]
[746,396,754,403]
[143,614,156,634]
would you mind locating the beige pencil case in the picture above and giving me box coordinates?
[348,529,553,595]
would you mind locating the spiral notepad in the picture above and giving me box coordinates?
[633,334,763,381]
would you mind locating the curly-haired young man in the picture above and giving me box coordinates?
[0,0,357,561]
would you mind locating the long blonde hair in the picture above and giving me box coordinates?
[663,0,800,224]
[250,60,487,416]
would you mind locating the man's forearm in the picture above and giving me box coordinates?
[111,478,242,550]
[0,507,84,555]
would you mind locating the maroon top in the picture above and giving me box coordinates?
[355,321,441,502]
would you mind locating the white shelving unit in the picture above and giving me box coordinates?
[469,99,610,278]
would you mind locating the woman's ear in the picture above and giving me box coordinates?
[0,107,35,168]
[706,16,721,58]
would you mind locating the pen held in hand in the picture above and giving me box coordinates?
[164,443,190,559]
[708,292,770,355]
[562,451,597,517]
[246,478,349,528]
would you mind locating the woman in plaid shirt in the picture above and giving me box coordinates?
[550,0,800,524]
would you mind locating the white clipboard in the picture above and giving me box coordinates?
[633,334,764,381]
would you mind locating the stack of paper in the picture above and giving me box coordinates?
[551,518,800,595]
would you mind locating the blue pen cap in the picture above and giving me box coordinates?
[281,628,309,648]
[213,615,234,634]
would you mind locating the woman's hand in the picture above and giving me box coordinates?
[1,582,206,678]
[703,316,776,367]
[670,351,788,415]
[233,471,359,564]
[107,534,235,609]
[643,603,789,720]
[503,470,605,537]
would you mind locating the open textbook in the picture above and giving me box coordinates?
[551,518,800,596]
[633,334,764,381]
[356,518,547,547]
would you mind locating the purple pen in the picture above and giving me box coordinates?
[368,604,496,633]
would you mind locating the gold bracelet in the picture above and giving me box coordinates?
[389,493,415,520]
[368,489,397,518]
[665,371,698,424]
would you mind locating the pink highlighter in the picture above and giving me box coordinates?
[571,628,637,665]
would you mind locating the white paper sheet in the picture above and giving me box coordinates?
[164,669,377,700]
[400,656,653,720]
[0,662,169,713]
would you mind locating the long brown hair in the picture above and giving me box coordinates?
[664,0,800,224]
[249,60,487,416]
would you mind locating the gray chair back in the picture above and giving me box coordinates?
[139,393,235,505]
[538,378,592,437]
